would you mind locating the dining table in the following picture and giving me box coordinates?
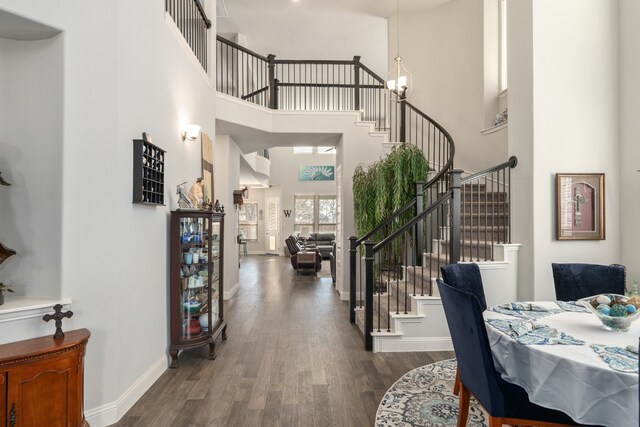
[484,300,639,426]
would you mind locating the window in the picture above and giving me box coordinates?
[294,194,337,234]
[239,201,258,241]
[293,146,335,154]
[293,146,313,154]
[294,195,314,234]
[499,0,508,91]
[318,196,337,233]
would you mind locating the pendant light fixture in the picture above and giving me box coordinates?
[386,0,412,102]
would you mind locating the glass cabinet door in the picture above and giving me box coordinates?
[178,216,211,340]
[210,220,221,326]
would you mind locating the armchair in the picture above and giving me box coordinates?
[285,235,322,272]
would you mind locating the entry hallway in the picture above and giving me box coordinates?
[115,256,453,426]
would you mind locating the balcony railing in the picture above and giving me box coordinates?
[166,0,212,71]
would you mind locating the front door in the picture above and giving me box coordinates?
[265,197,280,255]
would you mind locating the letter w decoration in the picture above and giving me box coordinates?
[283,209,292,218]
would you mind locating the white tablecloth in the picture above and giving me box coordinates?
[484,301,639,426]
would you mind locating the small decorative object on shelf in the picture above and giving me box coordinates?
[0,282,14,306]
[213,199,224,213]
[42,303,74,339]
[188,177,205,209]
[0,171,10,186]
[132,132,166,206]
[494,108,508,126]
[176,181,194,209]
[169,210,227,368]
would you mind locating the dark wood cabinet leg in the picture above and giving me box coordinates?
[209,341,217,360]
[222,325,228,341]
[169,350,179,369]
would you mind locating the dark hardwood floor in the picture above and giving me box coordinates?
[115,256,453,426]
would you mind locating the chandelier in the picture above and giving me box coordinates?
[386,0,412,102]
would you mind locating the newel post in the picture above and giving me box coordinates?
[364,241,375,351]
[353,56,361,112]
[414,181,425,267]
[349,236,357,323]
[449,170,464,264]
[268,54,278,109]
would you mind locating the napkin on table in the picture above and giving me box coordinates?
[490,302,561,320]
[486,318,585,346]
[591,344,638,374]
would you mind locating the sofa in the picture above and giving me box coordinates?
[306,233,335,259]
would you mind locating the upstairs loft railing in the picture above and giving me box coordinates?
[166,0,212,71]
[217,36,393,131]
[352,157,517,351]
[216,35,454,168]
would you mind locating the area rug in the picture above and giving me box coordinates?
[375,359,488,426]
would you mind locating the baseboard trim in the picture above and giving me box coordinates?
[247,250,266,255]
[373,336,453,353]
[85,355,167,426]
[224,282,240,300]
[337,290,349,301]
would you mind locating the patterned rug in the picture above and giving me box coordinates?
[376,359,488,426]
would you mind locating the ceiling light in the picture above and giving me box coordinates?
[386,0,412,102]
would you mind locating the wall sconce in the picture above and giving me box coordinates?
[181,124,201,142]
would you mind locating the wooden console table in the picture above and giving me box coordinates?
[0,329,91,427]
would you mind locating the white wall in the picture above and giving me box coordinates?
[0,36,63,299]
[620,0,640,287]
[509,0,621,300]
[506,0,534,300]
[388,0,508,173]
[217,4,388,76]
[213,135,240,298]
[0,1,218,424]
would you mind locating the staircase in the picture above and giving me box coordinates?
[352,177,518,352]
[214,35,520,352]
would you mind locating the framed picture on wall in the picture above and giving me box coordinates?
[555,173,605,240]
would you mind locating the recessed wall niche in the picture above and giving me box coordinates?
[0,11,63,299]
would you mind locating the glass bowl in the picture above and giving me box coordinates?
[578,294,640,332]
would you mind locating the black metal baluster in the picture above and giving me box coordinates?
[377,251,381,332]
[387,249,391,332]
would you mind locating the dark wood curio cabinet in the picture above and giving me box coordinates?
[169,210,226,368]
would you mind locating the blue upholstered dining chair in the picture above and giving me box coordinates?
[551,263,625,301]
[441,263,487,310]
[437,279,586,427]
[441,263,487,396]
